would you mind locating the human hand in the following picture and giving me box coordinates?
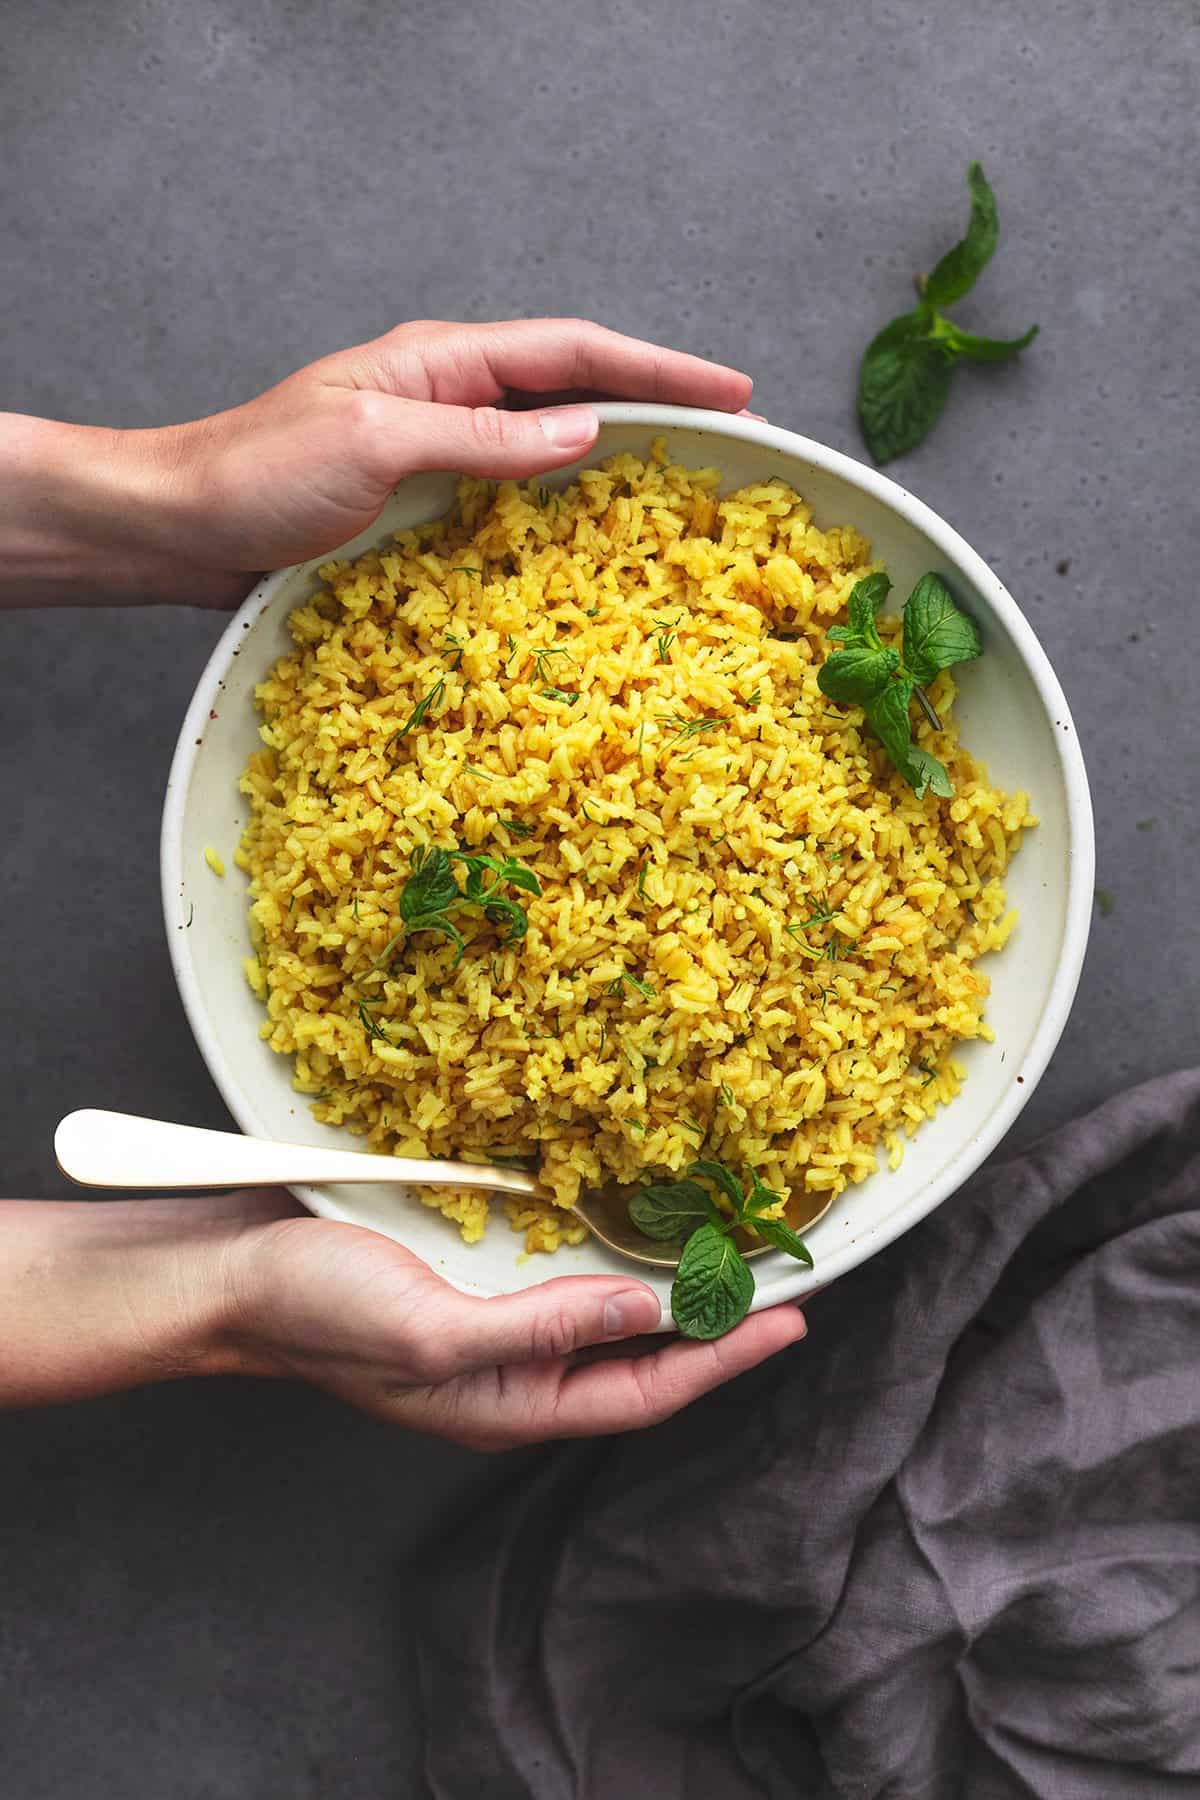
[225,1196,806,1449]
[172,316,753,589]
[0,318,752,610]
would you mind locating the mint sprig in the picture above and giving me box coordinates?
[380,845,541,968]
[858,163,1038,464]
[818,570,981,799]
[629,1159,814,1340]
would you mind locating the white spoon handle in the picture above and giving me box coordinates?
[54,1109,540,1199]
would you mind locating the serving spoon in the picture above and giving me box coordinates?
[54,1109,833,1270]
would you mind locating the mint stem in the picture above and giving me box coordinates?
[913,685,942,732]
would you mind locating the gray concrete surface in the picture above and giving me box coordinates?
[1,1,1196,1794]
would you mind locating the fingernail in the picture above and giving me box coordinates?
[603,1290,662,1337]
[738,408,768,422]
[539,404,599,450]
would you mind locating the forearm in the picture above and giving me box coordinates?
[0,412,249,610]
[0,1193,279,1407]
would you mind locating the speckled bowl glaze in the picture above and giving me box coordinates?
[162,405,1094,1325]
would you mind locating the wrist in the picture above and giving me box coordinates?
[0,1193,288,1407]
[0,412,248,608]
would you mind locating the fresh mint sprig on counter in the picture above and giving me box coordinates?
[818,571,981,799]
[858,163,1038,464]
[629,1158,814,1340]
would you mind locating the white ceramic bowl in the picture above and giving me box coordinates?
[162,405,1093,1319]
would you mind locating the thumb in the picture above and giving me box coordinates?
[363,394,600,482]
[428,1275,663,1377]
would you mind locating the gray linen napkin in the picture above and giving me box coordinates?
[413,1071,1200,1798]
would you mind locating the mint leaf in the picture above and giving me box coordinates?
[864,675,916,768]
[828,572,891,648]
[391,844,538,965]
[744,1172,787,1217]
[629,1180,717,1242]
[688,1159,746,1213]
[902,574,983,684]
[944,321,1039,364]
[464,853,542,897]
[923,162,998,308]
[399,847,460,924]
[482,894,529,942]
[817,644,899,706]
[751,1215,815,1267]
[901,744,953,800]
[863,675,952,801]
[857,312,956,465]
[671,1223,755,1340]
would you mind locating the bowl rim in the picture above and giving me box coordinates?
[162,403,1095,1307]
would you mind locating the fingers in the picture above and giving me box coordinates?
[423,1302,807,1449]
[541,1304,807,1439]
[416,1274,664,1382]
[365,317,753,413]
[350,390,603,481]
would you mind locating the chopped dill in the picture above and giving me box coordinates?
[635,861,650,899]
[917,1063,937,1087]
[744,689,762,707]
[663,715,720,744]
[799,896,840,927]
[718,1084,736,1108]
[465,763,496,780]
[443,632,465,671]
[391,677,446,744]
[453,566,483,578]
[822,938,859,962]
[185,902,195,928]
[500,818,535,839]
[652,616,680,662]
[681,1116,705,1140]
[583,607,600,617]
[529,645,575,683]
[351,894,359,919]
[606,971,655,1001]
[540,686,580,704]
[357,999,392,1044]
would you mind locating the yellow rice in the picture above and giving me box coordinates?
[236,441,1034,1252]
